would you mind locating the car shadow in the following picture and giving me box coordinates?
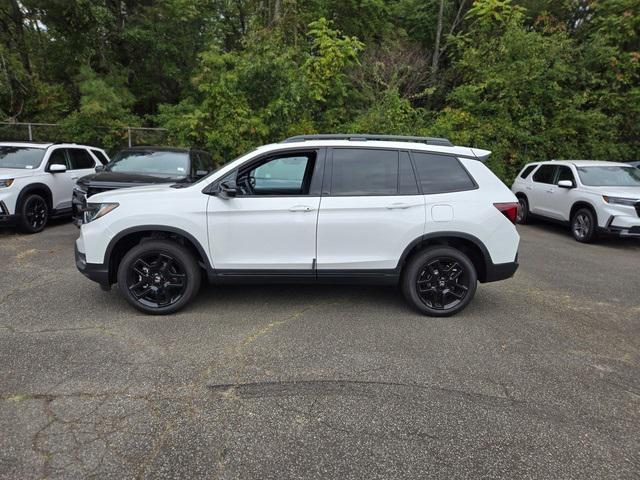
[0,217,72,237]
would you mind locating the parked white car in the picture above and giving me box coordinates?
[75,134,520,316]
[512,160,640,242]
[0,142,109,233]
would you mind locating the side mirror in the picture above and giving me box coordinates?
[557,180,574,189]
[49,164,67,173]
[195,169,209,178]
[217,180,237,198]
[95,165,105,172]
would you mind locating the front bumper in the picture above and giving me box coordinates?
[75,242,111,290]
[0,201,17,226]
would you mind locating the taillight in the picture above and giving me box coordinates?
[494,202,519,224]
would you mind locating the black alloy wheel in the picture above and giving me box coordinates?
[117,240,201,314]
[416,257,470,311]
[19,194,49,233]
[402,246,477,317]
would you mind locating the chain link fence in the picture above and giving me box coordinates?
[0,122,169,153]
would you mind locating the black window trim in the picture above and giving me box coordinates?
[408,149,479,196]
[204,147,326,198]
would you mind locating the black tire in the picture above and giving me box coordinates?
[117,240,201,315]
[516,196,529,224]
[571,208,597,243]
[402,246,478,317]
[18,193,49,233]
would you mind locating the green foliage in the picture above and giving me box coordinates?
[1,0,638,181]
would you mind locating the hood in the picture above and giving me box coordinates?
[0,168,37,180]
[77,170,184,188]
[585,186,640,199]
[88,183,181,203]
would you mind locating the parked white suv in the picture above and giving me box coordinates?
[0,142,109,233]
[512,160,640,242]
[75,135,520,316]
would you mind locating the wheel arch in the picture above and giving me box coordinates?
[570,201,598,225]
[104,226,211,284]
[15,183,53,212]
[397,232,492,283]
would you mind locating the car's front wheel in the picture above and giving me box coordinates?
[18,193,49,233]
[402,246,478,317]
[117,240,201,314]
[571,208,597,243]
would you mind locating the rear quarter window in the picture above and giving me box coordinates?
[411,152,476,194]
[519,165,536,179]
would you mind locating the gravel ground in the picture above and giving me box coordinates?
[1,220,639,479]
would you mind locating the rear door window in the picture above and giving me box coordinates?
[331,148,399,196]
[411,152,476,194]
[91,149,109,165]
[532,165,557,184]
[68,148,95,169]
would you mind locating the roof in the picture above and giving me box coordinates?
[122,145,190,152]
[0,141,52,148]
[551,160,632,167]
[257,139,491,161]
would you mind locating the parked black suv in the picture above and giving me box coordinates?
[72,146,215,225]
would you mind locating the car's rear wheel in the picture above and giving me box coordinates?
[18,193,49,233]
[402,246,477,317]
[516,196,529,224]
[117,240,201,314]
[571,208,597,243]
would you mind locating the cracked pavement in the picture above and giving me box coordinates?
[1,220,639,479]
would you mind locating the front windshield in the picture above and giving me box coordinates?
[576,166,640,187]
[0,146,46,169]
[107,150,189,177]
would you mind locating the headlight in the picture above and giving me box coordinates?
[73,185,87,194]
[602,196,638,206]
[83,202,119,223]
[0,179,14,188]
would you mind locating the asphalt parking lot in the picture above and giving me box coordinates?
[1,221,639,479]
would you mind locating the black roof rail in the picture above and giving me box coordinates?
[282,134,454,147]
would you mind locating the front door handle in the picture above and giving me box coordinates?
[386,203,412,210]
[72,176,79,180]
[289,205,314,212]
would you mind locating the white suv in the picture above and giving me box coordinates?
[0,142,109,233]
[512,160,640,242]
[75,135,520,316]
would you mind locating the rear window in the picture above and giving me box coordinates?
[520,165,536,179]
[411,152,476,194]
[331,148,399,195]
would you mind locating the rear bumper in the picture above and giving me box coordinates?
[75,243,110,289]
[483,258,518,283]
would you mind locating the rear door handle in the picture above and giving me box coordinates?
[289,205,314,212]
[386,203,412,210]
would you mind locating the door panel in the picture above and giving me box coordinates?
[316,148,426,271]
[207,196,320,269]
[316,195,425,270]
[46,148,75,211]
[546,166,575,220]
[529,165,557,216]
[206,149,322,270]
